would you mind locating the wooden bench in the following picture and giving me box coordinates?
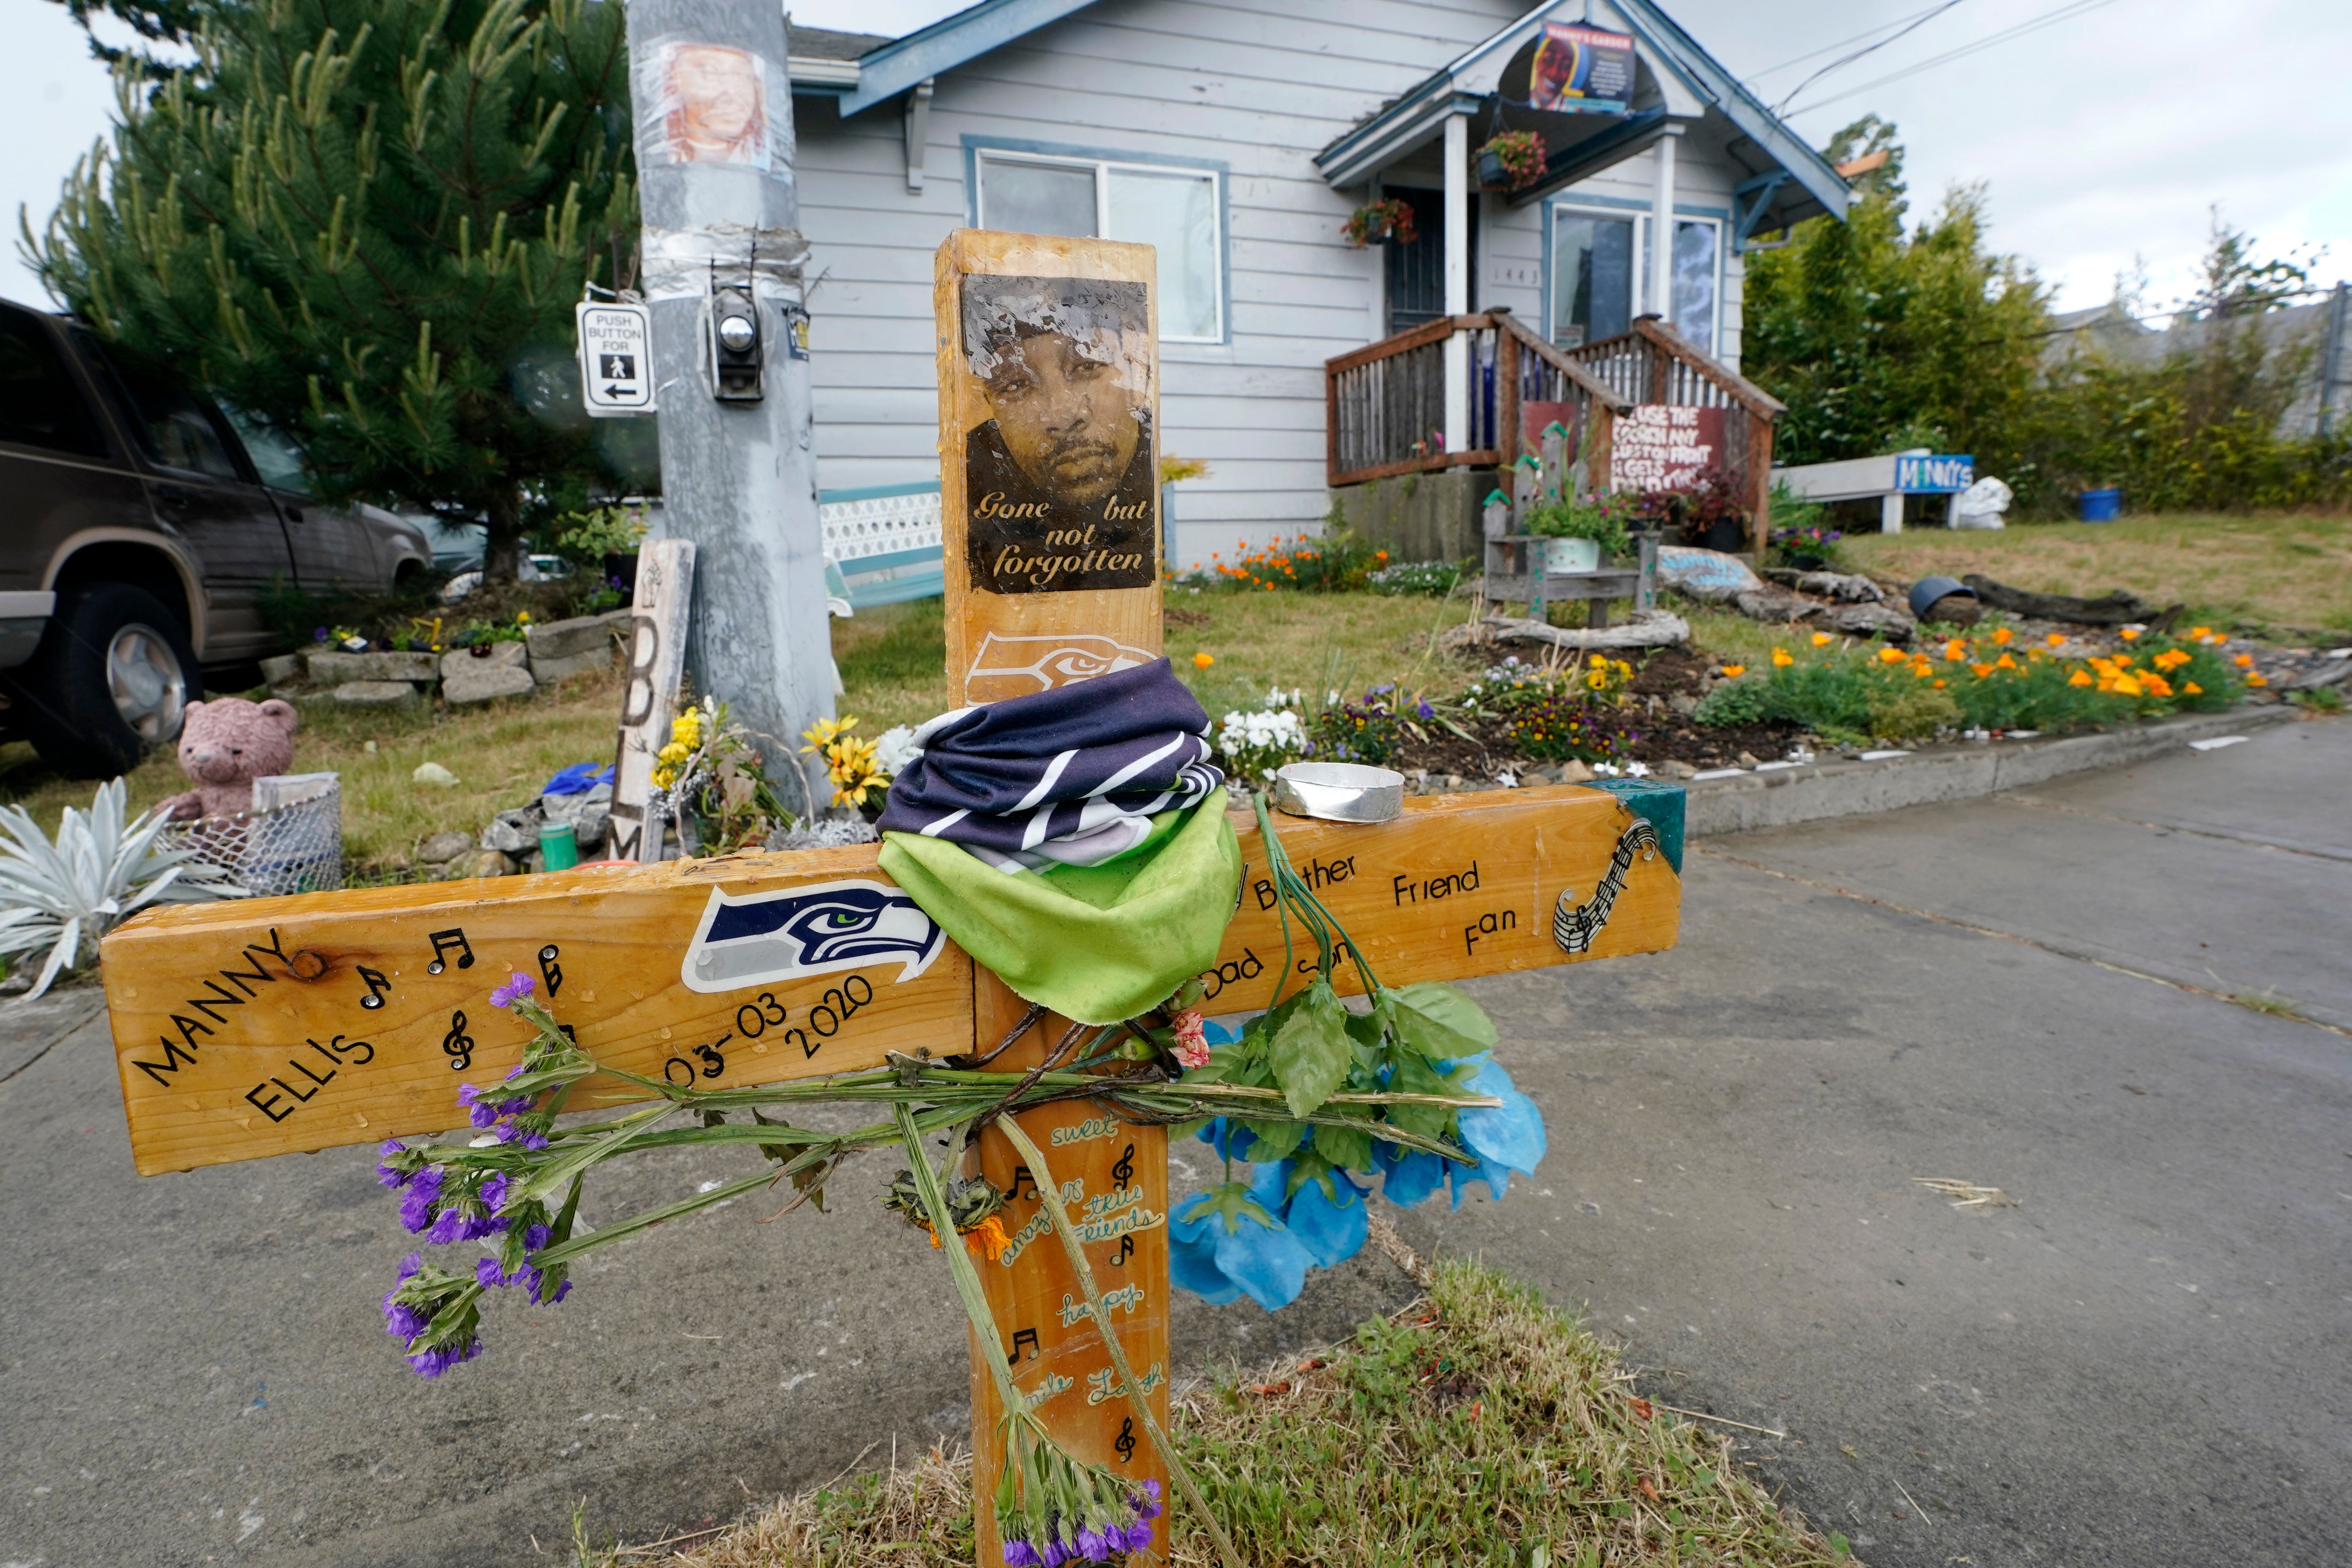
[819,481,944,611]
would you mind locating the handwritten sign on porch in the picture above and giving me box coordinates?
[1609,404,1726,492]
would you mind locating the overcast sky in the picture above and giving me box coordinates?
[7,0,2347,318]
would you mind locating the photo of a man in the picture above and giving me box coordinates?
[960,274,1157,595]
[656,42,769,168]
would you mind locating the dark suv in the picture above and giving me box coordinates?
[0,299,430,777]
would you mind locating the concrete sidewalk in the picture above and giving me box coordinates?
[1,718,2345,1566]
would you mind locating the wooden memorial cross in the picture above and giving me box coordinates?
[95,230,1684,1566]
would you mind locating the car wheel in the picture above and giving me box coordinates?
[14,583,203,778]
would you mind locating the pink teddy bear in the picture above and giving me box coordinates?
[162,697,301,821]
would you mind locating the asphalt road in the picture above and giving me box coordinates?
[2,716,2346,1567]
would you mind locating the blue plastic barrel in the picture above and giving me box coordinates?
[2079,488,2121,522]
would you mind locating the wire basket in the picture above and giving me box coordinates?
[160,774,345,897]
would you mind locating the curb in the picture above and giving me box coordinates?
[1685,705,2302,838]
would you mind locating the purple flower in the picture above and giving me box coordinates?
[475,1257,508,1288]
[399,1167,445,1233]
[1038,1538,1068,1568]
[1074,1525,1112,1561]
[1130,1480,1162,1520]
[529,1273,571,1305]
[488,972,536,1009]
[479,1173,509,1214]
[313,626,328,643]
[1120,1518,1155,1551]
[1002,1541,1041,1568]
[425,1208,464,1247]
[405,1337,482,1378]
[524,1224,552,1251]
[376,1141,411,1187]
[519,1131,549,1151]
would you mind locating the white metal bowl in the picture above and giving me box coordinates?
[1271,761,1406,823]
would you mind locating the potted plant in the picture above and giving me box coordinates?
[1476,130,1547,191]
[1341,197,1418,247]
[1525,493,1630,574]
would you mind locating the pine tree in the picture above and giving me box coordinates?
[29,0,640,581]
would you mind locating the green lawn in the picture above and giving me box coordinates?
[1840,512,2352,640]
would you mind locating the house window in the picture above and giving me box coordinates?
[1550,205,1722,354]
[1550,209,1636,349]
[974,150,1224,342]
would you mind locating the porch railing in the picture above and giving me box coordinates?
[1325,311,1786,557]
[1324,312,1630,488]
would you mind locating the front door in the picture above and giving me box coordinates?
[1383,187,1478,337]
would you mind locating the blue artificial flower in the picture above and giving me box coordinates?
[1168,1183,1311,1310]
[1250,1160,1369,1268]
[1193,1117,1256,1163]
[1372,1141,1448,1208]
[1456,1059,1546,1176]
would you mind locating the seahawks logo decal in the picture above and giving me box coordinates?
[681,879,945,993]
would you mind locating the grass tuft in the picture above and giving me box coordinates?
[618,1259,1849,1568]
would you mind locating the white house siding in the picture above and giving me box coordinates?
[792,0,1755,561]
[794,0,1522,564]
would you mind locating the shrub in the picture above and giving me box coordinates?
[1366,560,1466,597]
[1312,686,1408,764]
[1455,658,1641,763]
[1185,532,1385,593]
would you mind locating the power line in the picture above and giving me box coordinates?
[1783,0,2136,117]
[1745,2,1971,82]
[1772,0,1972,114]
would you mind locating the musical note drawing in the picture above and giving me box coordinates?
[1008,1165,1039,1203]
[1109,1234,1135,1267]
[1113,1142,1135,1185]
[356,966,392,1011]
[1008,1327,1040,1365]
[1114,1416,1137,1464]
[442,1010,474,1071]
[538,944,563,997]
[425,928,474,974]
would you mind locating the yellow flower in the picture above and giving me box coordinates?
[1614,661,1632,678]
[1970,662,1994,678]
[2189,626,2210,639]
[2112,653,2134,667]
[801,715,857,753]
[1586,672,1609,690]
[1943,639,1968,661]
[1995,653,2017,670]
[1932,678,1946,688]
[2142,673,2173,697]
[2118,627,2138,641]
[656,740,691,764]
[1911,661,1934,678]
[1991,626,2013,645]
[2244,672,2269,687]
[1590,654,1609,668]
[1193,652,1214,668]
[2045,633,2065,648]
[517,611,533,625]
[2069,669,2094,687]
[1877,646,1905,664]
[2183,681,2203,694]
[2233,653,2255,668]
[1718,664,1746,678]
[1771,648,1793,667]
[1811,631,1832,647]
[2112,676,2144,696]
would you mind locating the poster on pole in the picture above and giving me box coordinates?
[577,301,656,417]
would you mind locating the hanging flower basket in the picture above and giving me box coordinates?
[1342,197,1418,247]
[1477,130,1547,191]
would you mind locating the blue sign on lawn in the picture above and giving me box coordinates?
[1896,454,1974,493]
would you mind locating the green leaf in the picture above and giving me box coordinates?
[1312,1119,1373,1173]
[1269,979,1351,1117]
[1381,1052,1460,1141]
[1382,982,1498,1061]
[1239,1117,1307,1162]
[1286,1147,1341,1200]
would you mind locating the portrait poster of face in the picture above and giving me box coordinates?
[646,42,778,170]
[956,274,1158,595]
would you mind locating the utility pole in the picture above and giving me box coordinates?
[627,0,831,810]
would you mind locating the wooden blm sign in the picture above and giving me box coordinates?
[93,227,1684,1568]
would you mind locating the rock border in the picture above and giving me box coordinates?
[1684,705,2303,838]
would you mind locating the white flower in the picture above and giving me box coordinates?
[1625,761,1652,778]
[870,725,924,779]
[1591,761,1622,776]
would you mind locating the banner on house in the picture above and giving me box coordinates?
[1609,405,1727,493]
[1895,454,1975,493]
[1500,22,1637,116]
